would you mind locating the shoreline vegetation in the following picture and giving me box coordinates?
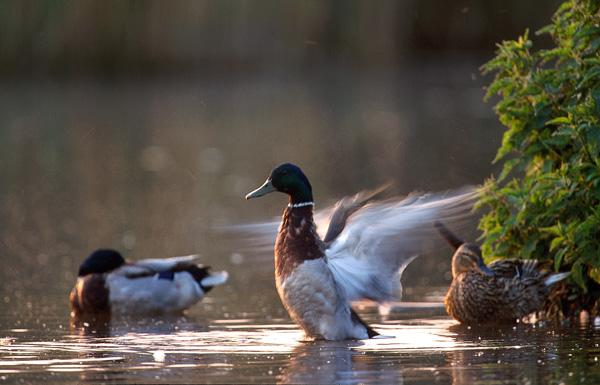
[478,0,600,319]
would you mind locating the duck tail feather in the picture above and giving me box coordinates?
[544,272,570,286]
[200,271,229,289]
[520,259,545,278]
[433,221,464,250]
[350,308,379,338]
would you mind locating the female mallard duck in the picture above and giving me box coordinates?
[245,163,477,340]
[435,222,569,325]
[70,249,228,315]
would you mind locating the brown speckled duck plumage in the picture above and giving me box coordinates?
[436,222,570,325]
[446,259,558,324]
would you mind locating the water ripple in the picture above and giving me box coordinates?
[2,317,600,384]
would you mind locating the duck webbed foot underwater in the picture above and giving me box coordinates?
[435,222,570,325]
[245,162,478,340]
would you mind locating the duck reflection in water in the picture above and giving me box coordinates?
[278,341,403,385]
[68,314,212,384]
[70,311,112,338]
[446,323,549,385]
[70,312,208,338]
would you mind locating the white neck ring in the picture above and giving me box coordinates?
[288,201,315,208]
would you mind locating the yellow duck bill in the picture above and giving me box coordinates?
[245,179,276,199]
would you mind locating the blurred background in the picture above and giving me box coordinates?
[0,0,561,319]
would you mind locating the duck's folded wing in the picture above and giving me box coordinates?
[135,254,202,271]
[489,259,551,279]
[106,271,204,313]
[118,255,203,277]
[326,187,478,302]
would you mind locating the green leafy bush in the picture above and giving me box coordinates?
[478,0,600,315]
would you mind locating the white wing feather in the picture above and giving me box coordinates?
[327,187,478,302]
[129,254,202,272]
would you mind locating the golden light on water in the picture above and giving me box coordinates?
[0,318,511,373]
[0,316,598,384]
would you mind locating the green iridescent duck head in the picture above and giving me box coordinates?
[245,163,314,204]
[451,243,494,278]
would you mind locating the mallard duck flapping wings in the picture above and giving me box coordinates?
[244,163,477,340]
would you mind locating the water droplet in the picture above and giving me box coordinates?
[152,350,166,362]
[230,253,244,265]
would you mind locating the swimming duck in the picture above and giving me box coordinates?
[435,222,570,325]
[245,163,477,340]
[70,249,228,315]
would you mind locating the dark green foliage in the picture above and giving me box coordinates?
[479,0,600,314]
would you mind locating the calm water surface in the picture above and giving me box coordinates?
[1,63,599,384]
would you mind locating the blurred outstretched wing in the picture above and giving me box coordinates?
[322,183,391,246]
[219,204,338,254]
[326,187,478,302]
[220,185,392,255]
